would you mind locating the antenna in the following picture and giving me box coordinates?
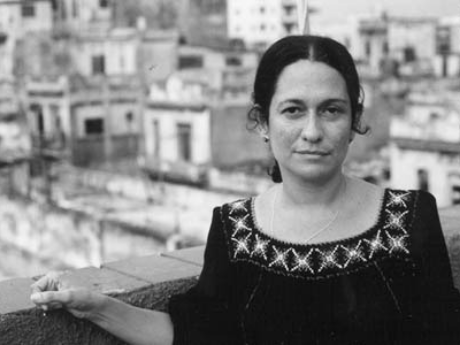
[297,0,310,35]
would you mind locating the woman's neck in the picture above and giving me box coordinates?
[278,172,347,209]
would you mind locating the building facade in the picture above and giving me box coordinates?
[390,89,460,207]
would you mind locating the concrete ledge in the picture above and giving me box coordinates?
[0,246,205,345]
[1,208,460,345]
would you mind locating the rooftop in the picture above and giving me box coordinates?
[1,203,460,344]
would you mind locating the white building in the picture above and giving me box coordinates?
[54,0,112,31]
[0,0,53,38]
[143,76,211,184]
[0,0,53,78]
[390,89,460,207]
[72,28,139,77]
[227,0,289,48]
[434,16,460,78]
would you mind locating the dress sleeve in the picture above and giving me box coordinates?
[168,207,239,345]
[412,191,460,342]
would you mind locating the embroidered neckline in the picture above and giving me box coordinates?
[250,188,387,247]
[222,189,416,280]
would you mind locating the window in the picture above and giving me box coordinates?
[72,0,79,18]
[284,5,295,15]
[226,56,242,67]
[430,112,441,120]
[30,104,44,135]
[178,55,203,69]
[177,123,192,162]
[365,41,371,58]
[21,3,35,17]
[85,118,104,135]
[126,112,134,123]
[283,23,295,34]
[453,185,460,205]
[260,6,265,14]
[92,55,105,75]
[99,0,109,8]
[126,111,134,132]
[403,47,416,63]
[417,169,429,192]
[383,41,389,55]
[260,24,266,31]
[437,27,451,54]
[153,119,160,158]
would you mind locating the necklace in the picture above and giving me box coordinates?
[269,178,347,243]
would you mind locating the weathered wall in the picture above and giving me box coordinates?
[0,207,460,344]
[0,246,204,345]
[0,195,167,279]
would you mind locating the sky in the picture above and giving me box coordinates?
[310,0,460,24]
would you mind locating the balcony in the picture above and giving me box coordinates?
[0,246,204,344]
[0,207,459,344]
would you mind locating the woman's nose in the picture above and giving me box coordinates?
[300,114,323,142]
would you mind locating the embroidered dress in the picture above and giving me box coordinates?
[169,190,460,344]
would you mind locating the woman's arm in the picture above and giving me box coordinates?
[31,273,174,345]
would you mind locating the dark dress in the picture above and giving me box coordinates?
[169,189,460,344]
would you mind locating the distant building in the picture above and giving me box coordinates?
[142,67,270,189]
[388,17,437,76]
[390,88,460,207]
[177,44,258,98]
[0,0,53,78]
[343,13,460,78]
[434,16,460,78]
[142,76,211,184]
[179,0,228,49]
[349,14,389,78]
[227,0,283,49]
[0,0,53,39]
[25,75,143,166]
[54,0,112,32]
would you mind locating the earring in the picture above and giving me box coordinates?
[263,135,269,143]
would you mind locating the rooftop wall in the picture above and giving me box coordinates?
[0,207,459,345]
[0,246,204,345]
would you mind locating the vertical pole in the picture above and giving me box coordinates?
[297,0,310,35]
[103,75,112,166]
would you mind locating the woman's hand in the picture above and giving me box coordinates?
[30,271,174,345]
[30,271,107,320]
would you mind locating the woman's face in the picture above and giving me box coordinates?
[265,59,353,184]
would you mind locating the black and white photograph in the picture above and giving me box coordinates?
[1,0,460,344]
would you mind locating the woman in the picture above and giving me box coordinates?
[31,35,460,344]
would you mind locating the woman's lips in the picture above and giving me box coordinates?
[295,150,330,156]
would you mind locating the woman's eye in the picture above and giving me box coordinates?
[282,106,301,116]
[325,107,340,114]
[323,106,343,116]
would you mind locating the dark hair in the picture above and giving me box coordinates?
[247,35,368,183]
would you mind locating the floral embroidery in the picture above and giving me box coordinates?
[342,240,367,268]
[229,214,251,236]
[387,191,411,208]
[251,235,269,260]
[291,249,314,273]
[364,230,387,259]
[223,189,414,279]
[229,200,247,214]
[231,233,251,258]
[317,246,342,272]
[387,232,409,255]
[269,246,291,271]
[384,210,408,232]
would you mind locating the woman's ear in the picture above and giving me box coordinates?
[257,122,269,142]
[250,103,269,142]
[349,131,355,144]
